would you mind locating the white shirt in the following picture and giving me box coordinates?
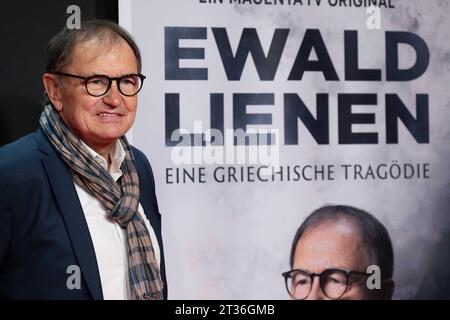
[73,140,161,300]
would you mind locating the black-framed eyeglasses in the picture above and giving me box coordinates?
[51,71,146,97]
[282,268,370,300]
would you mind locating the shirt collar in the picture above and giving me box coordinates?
[81,139,126,181]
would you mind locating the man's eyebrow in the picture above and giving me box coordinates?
[293,267,312,273]
[331,266,357,271]
[82,72,106,77]
[85,72,139,77]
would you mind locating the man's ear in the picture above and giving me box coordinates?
[42,73,63,111]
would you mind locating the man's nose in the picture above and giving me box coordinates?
[102,80,121,107]
[305,277,327,300]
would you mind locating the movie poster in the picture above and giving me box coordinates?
[119,0,450,299]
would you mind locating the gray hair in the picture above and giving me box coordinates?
[289,205,394,279]
[45,19,142,73]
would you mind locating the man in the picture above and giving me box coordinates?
[0,20,167,300]
[282,205,395,300]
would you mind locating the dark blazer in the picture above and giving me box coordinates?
[0,128,167,299]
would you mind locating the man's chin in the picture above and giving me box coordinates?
[94,125,130,139]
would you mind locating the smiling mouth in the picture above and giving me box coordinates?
[97,113,123,119]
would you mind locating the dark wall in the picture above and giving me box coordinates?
[0,0,118,147]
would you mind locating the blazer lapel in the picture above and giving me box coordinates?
[134,157,168,299]
[36,129,103,300]
[135,162,160,236]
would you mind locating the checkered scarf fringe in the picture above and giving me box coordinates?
[39,104,164,300]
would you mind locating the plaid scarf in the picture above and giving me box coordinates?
[39,104,164,300]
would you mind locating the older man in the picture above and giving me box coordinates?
[282,205,395,300]
[0,20,167,300]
